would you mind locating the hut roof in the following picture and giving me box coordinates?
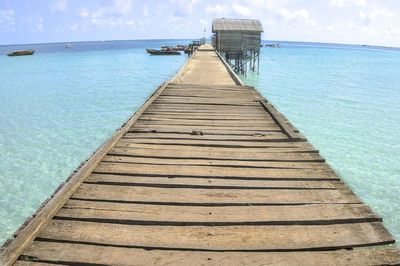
[212,18,263,32]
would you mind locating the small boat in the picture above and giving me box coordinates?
[146,48,180,55]
[264,44,280,47]
[65,44,73,48]
[175,45,187,51]
[7,50,35,56]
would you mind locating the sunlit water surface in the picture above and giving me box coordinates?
[0,40,399,245]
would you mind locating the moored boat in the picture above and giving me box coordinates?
[146,48,180,55]
[264,44,280,47]
[7,50,35,56]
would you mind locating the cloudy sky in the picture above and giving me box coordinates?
[1,0,399,46]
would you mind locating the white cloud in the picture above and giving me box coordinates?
[143,5,149,17]
[171,0,200,18]
[382,25,400,37]
[79,9,88,18]
[113,0,132,15]
[331,0,369,8]
[68,24,78,31]
[0,9,15,26]
[199,19,208,26]
[358,10,371,26]
[356,0,367,7]
[370,8,394,19]
[205,4,226,15]
[88,0,137,28]
[330,0,345,7]
[35,18,44,32]
[233,4,251,16]
[50,0,68,13]
[279,8,317,27]
[244,0,288,11]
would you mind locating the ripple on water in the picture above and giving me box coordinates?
[0,40,188,244]
[243,42,400,243]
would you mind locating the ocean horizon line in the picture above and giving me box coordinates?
[1,38,399,49]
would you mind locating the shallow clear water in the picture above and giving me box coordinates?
[0,40,399,246]
[243,41,400,242]
[0,40,188,244]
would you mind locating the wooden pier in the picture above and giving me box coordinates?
[1,45,399,265]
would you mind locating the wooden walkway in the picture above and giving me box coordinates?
[1,45,399,265]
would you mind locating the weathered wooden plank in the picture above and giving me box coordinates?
[134,121,277,128]
[160,92,256,99]
[14,261,60,266]
[19,242,400,266]
[145,107,267,114]
[152,102,260,108]
[94,162,337,180]
[60,200,378,224]
[124,130,282,137]
[86,174,342,188]
[38,220,394,250]
[123,132,288,141]
[147,103,265,110]
[116,139,314,148]
[130,127,283,135]
[155,98,255,103]
[57,202,381,226]
[162,85,253,91]
[140,114,270,121]
[102,155,328,169]
[166,84,252,90]
[258,101,305,140]
[114,143,320,154]
[130,127,282,135]
[136,118,276,126]
[119,138,304,148]
[150,102,263,109]
[161,87,253,93]
[154,98,259,105]
[131,124,279,132]
[110,146,323,161]
[72,183,359,204]
[146,108,263,115]
[160,89,250,93]
[167,83,248,89]
[142,111,270,118]
[119,139,297,148]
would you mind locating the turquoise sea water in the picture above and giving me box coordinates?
[0,40,399,246]
[0,40,188,245]
[243,41,400,242]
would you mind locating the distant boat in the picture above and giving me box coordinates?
[7,50,35,56]
[160,45,187,51]
[65,44,73,48]
[146,48,180,55]
[264,44,280,47]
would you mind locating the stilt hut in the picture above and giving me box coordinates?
[212,18,263,75]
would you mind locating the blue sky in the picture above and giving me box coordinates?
[1,0,399,46]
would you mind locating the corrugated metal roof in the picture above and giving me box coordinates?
[212,18,263,32]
